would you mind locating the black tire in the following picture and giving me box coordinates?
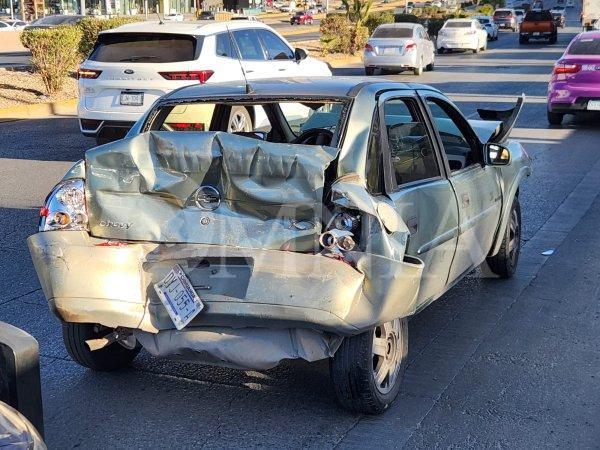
[547,110,564,125]
[549,34,557,44]
[425,58,434,71]
[62,322,141,372]
[438,48,445,54]
[486,197,521,279]
[365,67,375,75]
[330,318,408,414]
[519,35,528,44]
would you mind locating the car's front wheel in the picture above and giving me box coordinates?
[62,323,141,371]
[365,67,375,75]
[330,318,408,414]
[486,197,521,278]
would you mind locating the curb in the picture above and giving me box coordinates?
[0,98,77,123]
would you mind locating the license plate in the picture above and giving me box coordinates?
[154,264,204,330]
[382,47,399,55]
[120,92,144,106]
[533,32,541,36]
[587,100,600,111]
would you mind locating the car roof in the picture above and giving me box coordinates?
[378,22,420,28]
[162,77,441,101]
[576,30,600,39]
[99,20,273,36]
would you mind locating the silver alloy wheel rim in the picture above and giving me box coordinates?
[228,110,250,132]
[508,207,521,263]
[372,318,402,394]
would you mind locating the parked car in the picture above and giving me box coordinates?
[163,12,184,21]
[364,23,435,75]
[552,11,566,28]
[24,14,83,29]
[28,77,531,414]
[476,16,499,40]
[0,19,27,30]
[290,11,314,25]
[547,31,600,125]
[493,8,518,31]
[519,10,557,44]
[76,21,331,144]
[197,10,215,20]
[437,18,488,53]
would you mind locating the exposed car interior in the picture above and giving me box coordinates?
[149,100,346,148]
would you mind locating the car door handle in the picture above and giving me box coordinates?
[246,70,254,73]
[278,68,286,71]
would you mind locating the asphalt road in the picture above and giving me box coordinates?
[1,4,600,449]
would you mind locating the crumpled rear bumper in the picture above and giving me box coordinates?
[27,231,423,336]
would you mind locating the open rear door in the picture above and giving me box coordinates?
[476,94,525,144]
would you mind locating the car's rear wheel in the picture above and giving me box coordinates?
[330,318,408,414]
[547,110,564,125]
[425,56,435,71]
[365,67,375,75]
[519,35,528,44]
[486,197,521,278]
[413,57,423,75]
[549,33,557,44]
[228,106,253,133]
[438,47,445,54]
[62,323,141,371]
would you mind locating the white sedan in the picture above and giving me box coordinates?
[437,19,488,54]
[476,16,499,41]
[363,23,435,75]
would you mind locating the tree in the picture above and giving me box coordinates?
[341,0,373,24]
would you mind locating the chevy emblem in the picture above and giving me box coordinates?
[194,186,221,211]
[124,69,134,74]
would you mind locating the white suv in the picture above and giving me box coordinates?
[77,20,331,144]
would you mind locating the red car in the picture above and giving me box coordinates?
[290,11,314,25]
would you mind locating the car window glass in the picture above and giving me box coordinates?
[372,27,413,38]
[257,30,294,60]
[215,32,234,58]
[0,23,7,28]
[383,98,439,186]
[568,38,600,55]
[232,29,266,60]
[426,99,477,172]
[445,21,473,28]
[280,102,343,134]
[89,33,198,63]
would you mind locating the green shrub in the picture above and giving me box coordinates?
[476,4,495,16]
[364,10,395,34]
[20,26,82,95]
[77,16,140,58]
[394,13,421,23]
[320,13,368,54]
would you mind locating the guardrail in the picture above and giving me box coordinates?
[0,321,44,438]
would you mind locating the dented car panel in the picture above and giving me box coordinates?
[28,78,531,376]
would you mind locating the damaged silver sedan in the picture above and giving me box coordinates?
[28,78,531,414]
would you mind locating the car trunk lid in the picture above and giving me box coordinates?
[84,131,340,249]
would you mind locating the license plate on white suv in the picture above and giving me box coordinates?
[120,92,144,106]
[587,100,600,111]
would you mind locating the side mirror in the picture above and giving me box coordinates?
[294,47,308,62]
[485,143,511,166]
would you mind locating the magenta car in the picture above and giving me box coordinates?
[548,31,600,125]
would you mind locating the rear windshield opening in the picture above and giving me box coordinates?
[494,11,512,17]
[372,27,413,38]
[89,33,199,63]
[568,38,600,55]
[445,21,473,28]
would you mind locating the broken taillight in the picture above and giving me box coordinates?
[77,68,102,79]
[159,70,214,83]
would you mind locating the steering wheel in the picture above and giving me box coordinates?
[291,128,334,146]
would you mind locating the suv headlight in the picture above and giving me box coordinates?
[39,178,88,232]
